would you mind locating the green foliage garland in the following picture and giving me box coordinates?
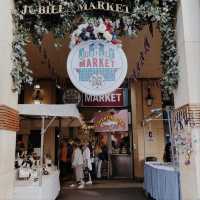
[12,0,178,97]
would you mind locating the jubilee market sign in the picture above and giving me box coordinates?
[21,0,131,15]
[67,40,128,96]
[81,88,128,107]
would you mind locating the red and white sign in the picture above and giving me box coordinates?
[67,40,127,96]
[81,88,128,107]
[93,109,128,132]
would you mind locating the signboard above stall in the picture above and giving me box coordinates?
[80,88,128,107]
[93,109,128,132]
[63,89,81,104]
[67,40,128,96]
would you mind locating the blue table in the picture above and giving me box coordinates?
[144,162,181,200]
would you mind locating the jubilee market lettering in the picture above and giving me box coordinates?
[21,1,130,15]
[79,44,115,68]
[84,93,122,103]
[78,43,117,82]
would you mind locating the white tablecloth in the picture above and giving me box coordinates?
[13,170,60,200]
[144,162,180,200]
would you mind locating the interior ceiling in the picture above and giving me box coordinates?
[26,24,162,80]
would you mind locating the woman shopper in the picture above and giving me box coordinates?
[94,144,102,179]
[72,142,85,189]
[59,141,68,182]
[83,142,93,185]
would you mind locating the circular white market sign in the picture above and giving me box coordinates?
[67,40,127,96]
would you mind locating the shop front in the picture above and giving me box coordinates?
[79,88,133,179]
[93,109,132,179]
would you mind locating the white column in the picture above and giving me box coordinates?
[0,0,18,199]
[175,0,200,199]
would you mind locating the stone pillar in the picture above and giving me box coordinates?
[131,80,164,178]
[175,0,200,199]
[0,0,19,199]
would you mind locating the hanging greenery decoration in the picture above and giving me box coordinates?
[12,0,82,92]
[12,0,178,97]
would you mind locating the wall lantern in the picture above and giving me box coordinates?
[34,84,41,89]
[145,87,154,107]
[32,84,44,104]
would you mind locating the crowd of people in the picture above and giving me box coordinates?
[59,139,108,189]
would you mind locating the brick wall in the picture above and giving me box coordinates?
[0,105,19,132]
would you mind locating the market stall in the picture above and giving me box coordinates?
[14,170,60,200]
[13,104,83,200]
[143,108,180,200]
[144,162,180,200]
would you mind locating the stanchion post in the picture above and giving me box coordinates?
[166,107,176,168]
[142,121,146,163]
[39,116,45,186]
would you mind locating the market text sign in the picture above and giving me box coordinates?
[93,109,128,132]
[67,40,127,96]
[21,1,130,15]
[81,88,128,107]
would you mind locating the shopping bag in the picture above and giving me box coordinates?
[18,167,31,179]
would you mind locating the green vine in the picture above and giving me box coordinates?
[12,0,178,97]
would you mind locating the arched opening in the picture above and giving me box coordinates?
[13,0,177,198]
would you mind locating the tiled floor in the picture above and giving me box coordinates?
[57,180,150,200]
[57,188,149,200]
[62,179,143,189]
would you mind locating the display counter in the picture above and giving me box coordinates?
[13,170,60,200]
[144,162,180,200]
[111,154,132,178]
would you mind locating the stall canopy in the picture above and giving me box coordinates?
[18,104,83,127]
[19,104,81,118]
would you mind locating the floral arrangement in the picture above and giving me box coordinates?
[69,18,122,49]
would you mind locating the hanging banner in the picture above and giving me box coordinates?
[93,109,129,132]
[80,88,128,107]
[67,40,128,96]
